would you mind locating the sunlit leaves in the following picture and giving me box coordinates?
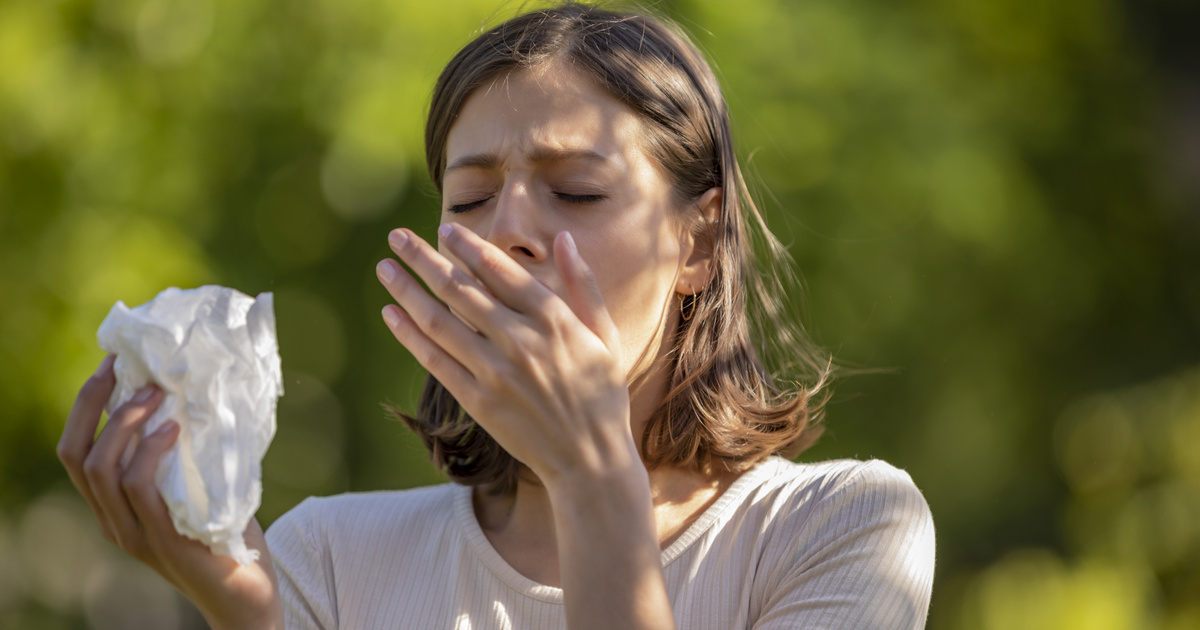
[0,0,1196,628]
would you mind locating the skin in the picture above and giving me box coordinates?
[57,356,284,630]
[57,60,730,630]
[376,62,733,628]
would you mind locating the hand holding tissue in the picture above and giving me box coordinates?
[96,285,283,566]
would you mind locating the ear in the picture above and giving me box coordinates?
[676,187,722,295]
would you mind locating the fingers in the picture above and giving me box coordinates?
[376,242,506,372]
[123,420,179,557]
[58,355,118,541]
[554,231,621,351]
[85,384,164,550]
[59,355,116,465]
[378,225,621,413]
[380,304,479,394]
[380,229,509,340]
[434,223,558,315]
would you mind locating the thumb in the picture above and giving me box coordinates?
[554,231,620,350]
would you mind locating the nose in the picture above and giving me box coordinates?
[486,182,548,262]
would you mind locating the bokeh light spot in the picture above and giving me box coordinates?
[320,138,408,222]
[254,158,348,269]
[83,556,182,630]
[273,288,347,385]
[1055,395,1140,496]
[136,0,215,66]
[17,493,109,612]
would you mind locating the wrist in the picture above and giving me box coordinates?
[205,605,284,630]
[194,578,284,630]
[543,457,654,530]
[538,432,647,498]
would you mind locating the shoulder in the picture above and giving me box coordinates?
[758,456,919,490]
[742,457,936,582]
[264,484,468,628]
[753,457,931,524]
[266,483,462,551]
[717,457,935,571]
[739,459,936,628]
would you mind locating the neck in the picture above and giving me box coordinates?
[473,460,737,587]
[472,315,739,585]
[477,462,734,537]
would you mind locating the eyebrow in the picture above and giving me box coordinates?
[445,147,609,173]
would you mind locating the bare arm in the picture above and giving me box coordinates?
[57,356,285,630]
[548,464,675,629]
[378,224,677,629]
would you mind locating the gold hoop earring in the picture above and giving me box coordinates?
[679,292,696,322]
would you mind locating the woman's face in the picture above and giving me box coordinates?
[440,62,710,378]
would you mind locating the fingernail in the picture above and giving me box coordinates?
[563,231,577,254]
[438,223,453,239]
[154,421,179,437]
[389,229,408,248]
[133,385,157,403]
[376,260,396,282]
[382,306,401,328]
[95,354,115,376]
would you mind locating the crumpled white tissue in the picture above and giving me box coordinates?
[97,285,283,566]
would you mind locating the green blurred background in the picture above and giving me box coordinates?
[1,0,1197,627]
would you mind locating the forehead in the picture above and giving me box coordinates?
[445,62,650,167]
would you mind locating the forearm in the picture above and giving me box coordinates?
[182,546,286,630]
[199,569,285,630]
[547,454,677,630]
[205,605,285,630]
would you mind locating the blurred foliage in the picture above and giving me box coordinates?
[0,0,1197,627]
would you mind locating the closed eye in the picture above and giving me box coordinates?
[554,193,605,204]
[446,198,489,214]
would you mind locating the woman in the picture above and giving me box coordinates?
[58,3,935,629]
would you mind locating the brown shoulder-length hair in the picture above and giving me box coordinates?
[397,2,832,495]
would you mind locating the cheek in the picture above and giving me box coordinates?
[583,222,682,349]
